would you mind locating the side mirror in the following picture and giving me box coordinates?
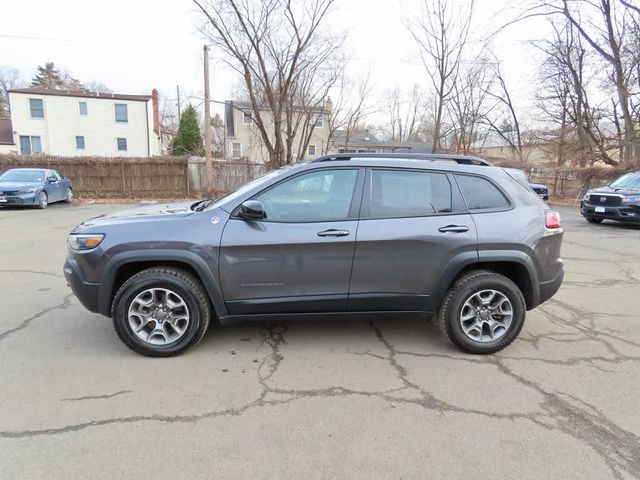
[239,200,266,220]
[47,176,57,183]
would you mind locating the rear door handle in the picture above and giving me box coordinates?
[317,229,350,237]
[438,225,469,233]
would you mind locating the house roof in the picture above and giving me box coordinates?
[330,129,432,153]
[0,118,14,145]
[8,88,151,102]
[225,100,327,114]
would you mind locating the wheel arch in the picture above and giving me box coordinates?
[99,250,227,319]
[433,251,540,311]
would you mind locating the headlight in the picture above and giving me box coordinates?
[68,234,105,250]
[583,191,591,201]
[621,196,640,203]
[17,188,38,194]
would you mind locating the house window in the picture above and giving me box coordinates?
[75,136,85,150]
[242,112,253,125]
[19,136,42,155]
[308,144,317,156]
[115,104,128,123]
[79,101,88,116]
[117,137,128,151]
[313,115,323,128]
[231,142,242,157]
[29,98,44,118]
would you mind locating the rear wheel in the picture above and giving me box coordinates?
[112,267,211,357]
[586,216,603,224]
[438,270,526,354]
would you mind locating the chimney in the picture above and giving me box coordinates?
[151,88,160,134]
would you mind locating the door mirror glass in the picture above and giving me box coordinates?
[47,176,57,183]
[239,200,266,220]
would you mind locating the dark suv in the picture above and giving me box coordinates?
[581,171,640,224]
[64,154,564,357]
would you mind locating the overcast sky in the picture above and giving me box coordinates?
[2,0,551,121]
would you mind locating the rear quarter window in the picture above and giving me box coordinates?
[455,174,510,211]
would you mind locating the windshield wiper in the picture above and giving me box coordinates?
[193,198,216,212]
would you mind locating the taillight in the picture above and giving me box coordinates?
[545,211,561,229]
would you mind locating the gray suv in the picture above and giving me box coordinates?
[64,154,564,357]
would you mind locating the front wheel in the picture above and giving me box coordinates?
[36,191,48,209]
[112,267,211,357]
[65,187,73,203]
[586,216,603,224]
[438,270,526,354]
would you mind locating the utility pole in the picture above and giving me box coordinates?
[203,45,213,195]
[176,84,182,123]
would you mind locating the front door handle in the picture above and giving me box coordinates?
[317,229,350,237]
[438,225,469,233]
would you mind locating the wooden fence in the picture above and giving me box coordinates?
[0,155,268,198]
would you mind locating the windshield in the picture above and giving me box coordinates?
[610,172,640,190]
[0,169,45,183]
[204,165,294,210]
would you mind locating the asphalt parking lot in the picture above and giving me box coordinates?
[1,203,639,479]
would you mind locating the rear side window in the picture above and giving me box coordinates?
[455,174,510,210]
[369,169,453,218]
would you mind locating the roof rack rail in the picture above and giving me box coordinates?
[311,152,492,166]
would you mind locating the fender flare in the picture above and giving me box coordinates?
[98,249,228,318]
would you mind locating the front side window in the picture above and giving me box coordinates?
[115,103,128,123]
[29,98,44,118]
[255,169,358,222]
[76,135,85,150]
[368,169,453,218]
[117,137,127,151]
[19,136,41,155]
[79,101,88,116]
[455,174,510,210]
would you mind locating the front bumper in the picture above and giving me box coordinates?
[0,192,39,206]
[580,202,640,222]
[63,258,101,313]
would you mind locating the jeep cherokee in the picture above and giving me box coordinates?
[64,153,564,357]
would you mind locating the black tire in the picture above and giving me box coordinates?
[586,216,603,224]
[112,267,211,357]
[437,270,526,354]
[36,191,48,209]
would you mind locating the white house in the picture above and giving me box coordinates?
[7,88,162,157]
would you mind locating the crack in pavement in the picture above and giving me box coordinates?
[62,390,131,402]
[0,294,74,344]
[0,269,63,278]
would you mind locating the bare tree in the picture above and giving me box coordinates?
[193,0,342,167]
[518,0,640,166]
[0,66,23,117]
[482,58,526,162]
[407,0,475,152]
[381,85,431,143]
[324,69,373,154]
[448,59,492,154]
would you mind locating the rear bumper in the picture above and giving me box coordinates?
[581,202,640,222]
[63,258,101,314]
[538,267,564,306]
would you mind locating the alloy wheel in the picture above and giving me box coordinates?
[127,288,190,345]
[459,289,513,343]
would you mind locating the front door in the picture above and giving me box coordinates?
[348,168,478,312]
[220,168,364,315]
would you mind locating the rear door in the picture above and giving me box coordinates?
[219,167,364,315]
[348,167,478,312]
